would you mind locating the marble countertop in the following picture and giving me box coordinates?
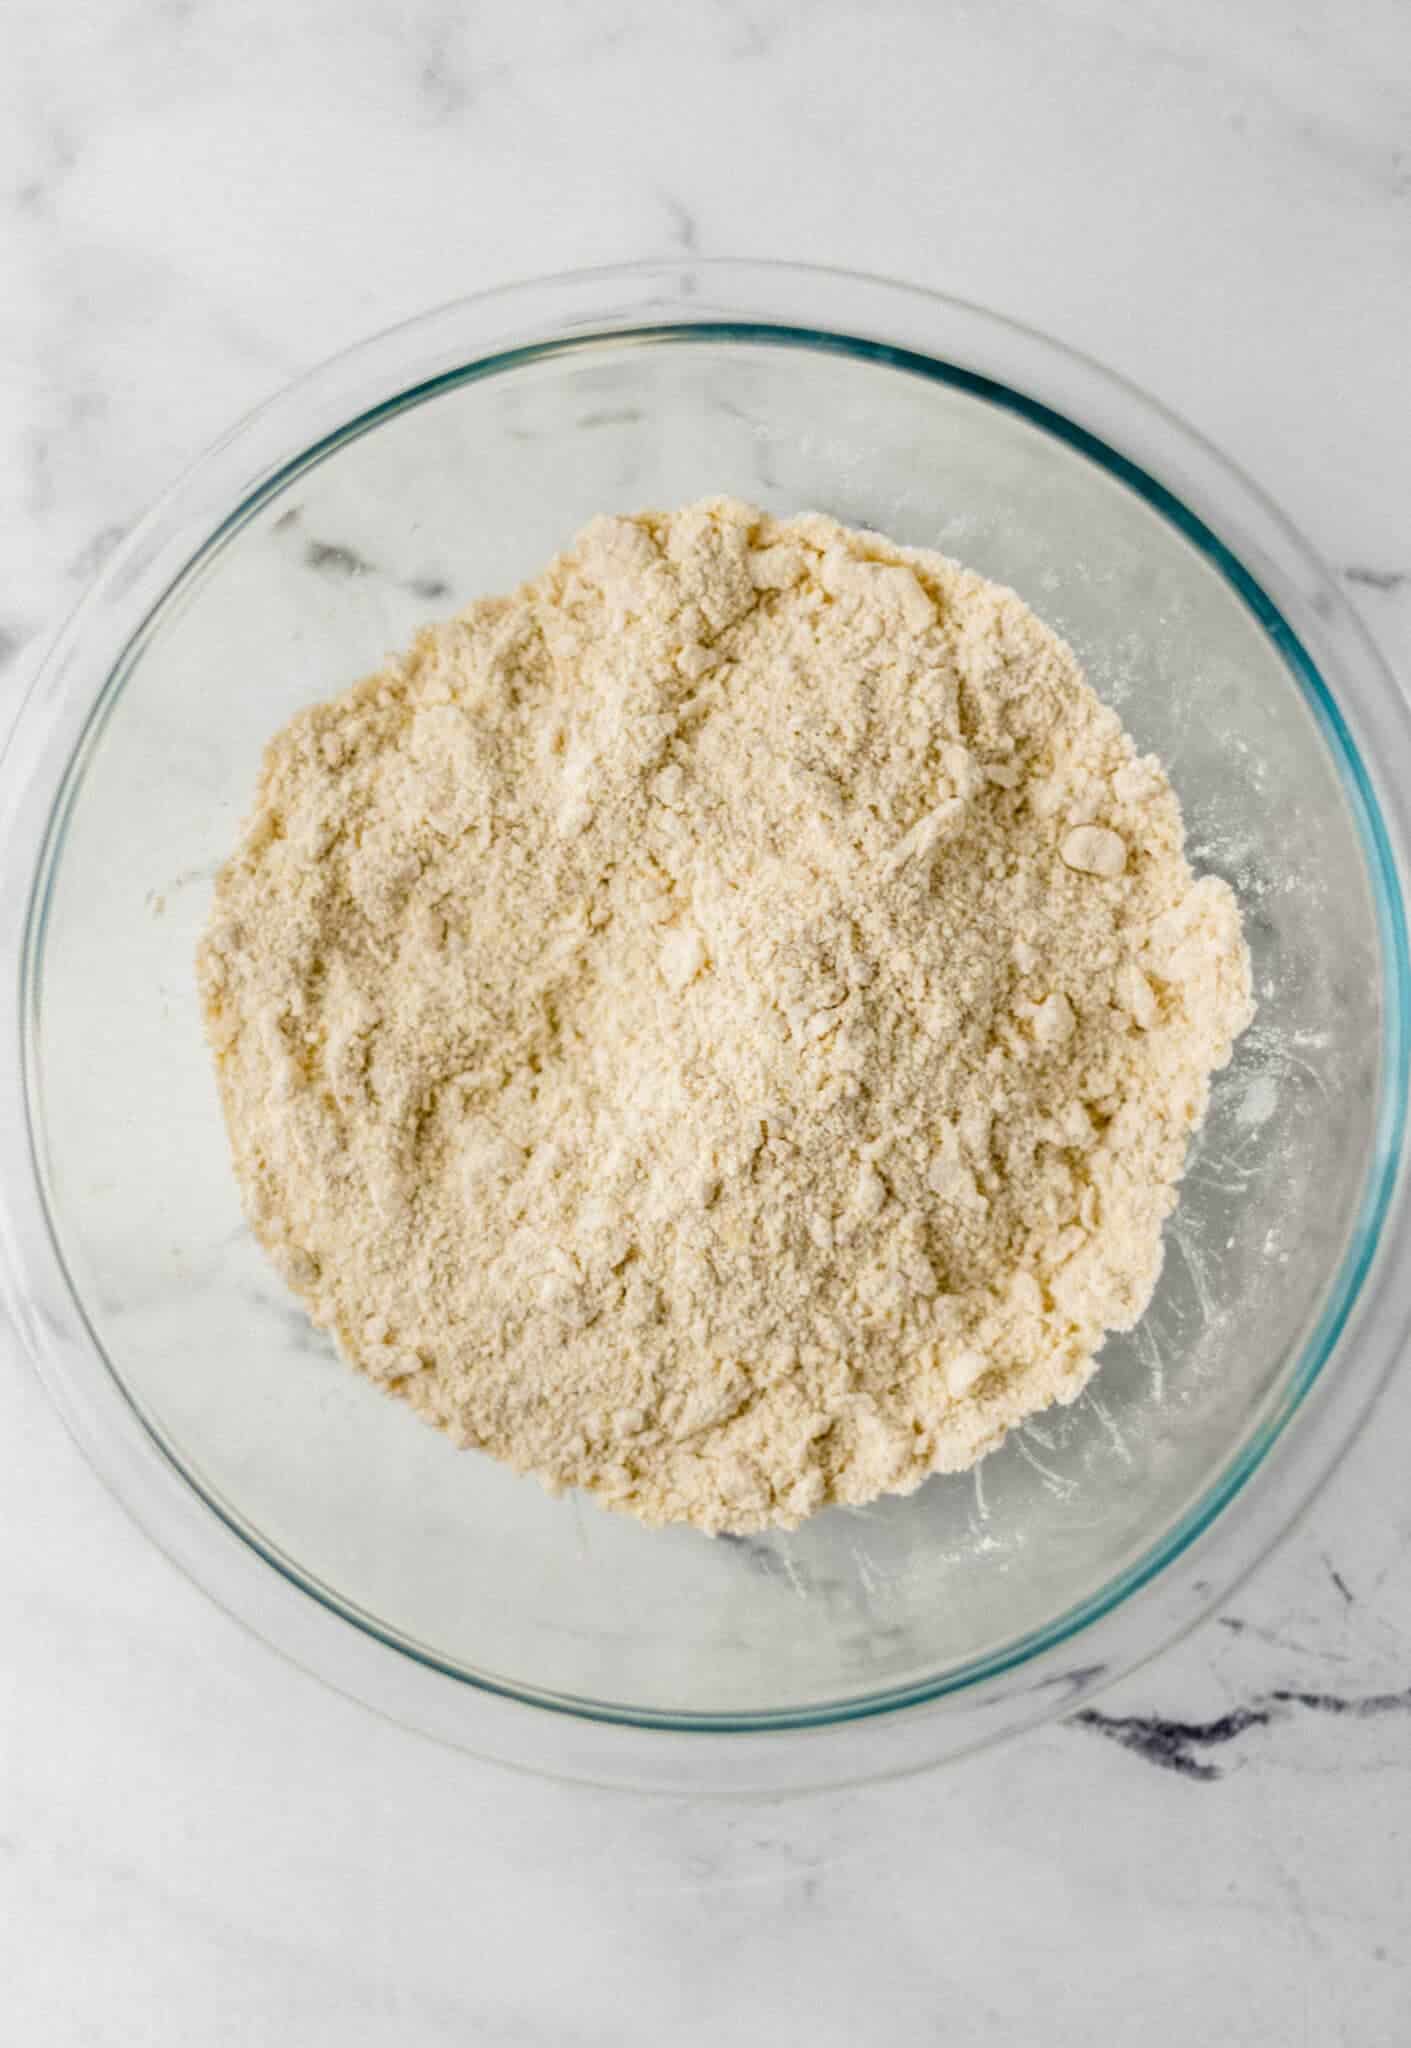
[3,2,1409,2040]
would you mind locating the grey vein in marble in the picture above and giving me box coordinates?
[1343,564,1408,591]
[282,510,455,604]
[304,537,375,580]
[0,623,30,671]
[1074,1682,1411,1780]
[68,519,128,581]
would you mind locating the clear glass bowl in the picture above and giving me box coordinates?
[2,262,1408,1794]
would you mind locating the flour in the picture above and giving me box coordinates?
[198,498,1253,1534]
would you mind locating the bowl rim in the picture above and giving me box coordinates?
[2,257,1408,1792]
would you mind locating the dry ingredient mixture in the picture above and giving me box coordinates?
[199,498,1253,1534]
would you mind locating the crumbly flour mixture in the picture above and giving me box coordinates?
[199,498,1253,1534]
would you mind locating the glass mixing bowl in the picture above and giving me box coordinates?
[2,262,1408,1794]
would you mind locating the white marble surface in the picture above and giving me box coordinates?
[3,1,1410,2039]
